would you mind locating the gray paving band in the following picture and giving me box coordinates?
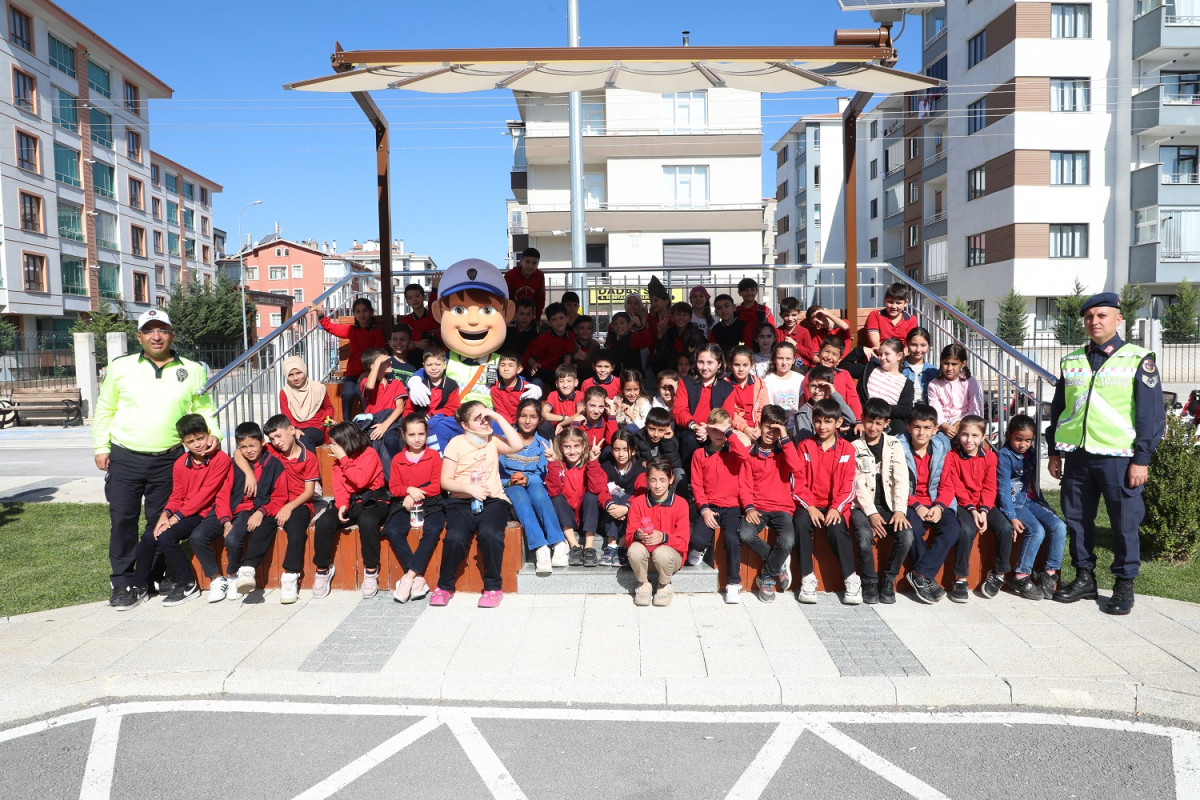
[800,595,929,677]
[300,595,425,673]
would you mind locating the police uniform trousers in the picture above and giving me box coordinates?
[1059,451,1144,579]
[106,443,182,588]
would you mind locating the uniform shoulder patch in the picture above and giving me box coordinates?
[1142,358,1156,374]
[1141,373,1160,388]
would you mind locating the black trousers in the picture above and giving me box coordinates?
[190,510,279,579]
[133,513,202,590]
[386,505,446,575]
[439,498,510,592]
[313,499,389,571]
[105,444,181,588]
[280,505,313,573]
[850,506,914,583]
[297,426,325,451]
[690,506,742,577]
[953,507,1014,578]
[551,492,599,533]
[793,507,856,580]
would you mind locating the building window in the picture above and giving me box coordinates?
[151,164,160,186]
[292,288,304,303]
[48,34,75,76]
[87,60,110,97]
[92,162,115,199]
[61,256,86,295]
[870,198,878,219]
[908,137,920,160]
[1051,4,1090,38]
[966,300,985,324]
[1051,78,1090,112]
[165,172,177,193]
[200,187,209,206]
[126,130,141,162]
[89,108,113,149]
[884,141,903,174]
[1050,151,1089,185]
[813,165,821,187]
[869,238,879,258]
[814,203,821,226]
[16,129,38,172]
[908,180,919,204]
[133,272,149,303]
[183,209,194,231]
[52,89,77,132]
[869,159,878,179]
[168,232,180,256]
[12,67,36,113]
[167,200,180,225]
[130,225,146,257]
[98,262,119,299]
[968,31,987,69]
[95,211,118,250]
[1050,223,1088,258]
[269,265,287,280]
[777,214,790,234]
[967,234,987,266]
[870,120,878,139]
[23,253,45,291]
[1161,145,1198,184]
[662,165,709,208]
[884,184,903,217]
[18,191,41,232]
[201,216,210,235]
[185,239,196,259]
[269,313,283,327]
[202,245,210,265]
[967,99,987,134]
[182,181,194,201]
[582,99,605,135]
[151,197,162,220]
[1133,206,1158,245]
[967,166,986,200]
[153,230,163,254]
[123,81,139,115]
[661,91,707,133]
[58,202,83,241]
[908,225,920,248]
[1034,297,1060,332]
[156,263,165,286]
[8,5,31,51]
[244,265,258,281]
[291,264,303,279]
[128,177,144,210]
[54,143,80,187]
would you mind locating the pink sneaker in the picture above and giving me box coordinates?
[478,590,503,608]
[428,588,453,606]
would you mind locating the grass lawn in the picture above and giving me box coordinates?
[0,503,112,616]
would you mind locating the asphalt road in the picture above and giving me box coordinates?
[1,700,1195,799]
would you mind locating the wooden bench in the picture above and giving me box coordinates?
[0,386,83,427]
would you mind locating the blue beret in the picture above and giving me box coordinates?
[1080,292,1120,316]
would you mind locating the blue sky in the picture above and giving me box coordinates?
[60,0,919,267]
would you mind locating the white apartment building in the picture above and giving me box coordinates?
[506,87,769,315]
[0,0,220,335]
[333,238,437,314]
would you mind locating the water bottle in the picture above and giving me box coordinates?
[410,503,424,528]
[639,516,654,539]
[470,467,483,513]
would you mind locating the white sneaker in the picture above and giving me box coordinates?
[235,565,256,595]
[550,541,570,567]
[362,569,379,598]
[312,565,335,599]
[843,573,863,606]
[723,585,742,604]
[280,572,299,605]
[686,549,705,567]
[535,546,552,576]
[206,577,228,603]
[777,560,793,592]
[225,576,242,601]
[798,573,818,604]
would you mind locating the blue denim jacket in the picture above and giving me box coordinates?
[995,445,1038,518]
[902,362,939,401]
[900,431,956,510]
[499,434,550,482]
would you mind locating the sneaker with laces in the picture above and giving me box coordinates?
[280,572,299,605]
[598,546,614,567]
[551,541,570,567]
[361,569,379,598]
[409,576,430,601]
[206,577,229,603]
[478,590,503,608]
[235,565,257,595]
[798,573,818,604]
[862,579,880,605]
[568,545,584,566]
[777,560,793,592]
[112,586,146,611]
[950,578,970,603]
[394,574,415,603]
[652,584,674,607]
[1038,570,1059,599]
[535,546,552,575]
[312,565,335,599]
[686,549,705,567]
[906,572,939,604]
[1012,574,1043,600]
[755,573,776,603]
[162,582,199,607]
[981,569,1005,599]
[723,585,742,604]
[843,574,863,605]
[879,578,897,604]
[429,587,453,606]
[582,546,600,567]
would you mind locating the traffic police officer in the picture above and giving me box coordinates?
[1046,292,1164,615]
[93,309,221,610]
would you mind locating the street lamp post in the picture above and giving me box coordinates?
[238,200,263,352]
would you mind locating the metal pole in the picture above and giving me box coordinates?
[238,200,262,351]
[567,0,587,307]
[842,91,871,337]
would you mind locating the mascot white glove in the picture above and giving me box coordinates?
[520,383,543,401]
[406,376,431,406]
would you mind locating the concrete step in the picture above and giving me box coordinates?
[515,563,719,594]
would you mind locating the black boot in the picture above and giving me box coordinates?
[1104,578,1136,616]
[1052,569,1098,603]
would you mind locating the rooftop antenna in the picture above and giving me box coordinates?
[682,30,690,46]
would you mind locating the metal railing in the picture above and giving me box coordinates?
[1163,172,1200,184]
[0,332,77,391]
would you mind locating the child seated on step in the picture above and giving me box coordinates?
[764,340,806,430]
[790,366,857,442]
[541,362,581,438]
[311,297,385,420]
[940,414,1009,603]
[402,346,461,451]
[802,336,863,422]
[385,414,444,603]
[194,421,287,603]
[737,405,802,604]
[278,356,334,451]
[132,414,233,607]
[841,338,915,436]
[850,399,912,605]
[650,369,680,412]
[312,422,389,601]
[902,327,938,401]
[489,351,529,427]
[626,457,690,607]
[689,408,751,604]
[262,414,321,604]
[597,430,646,567]
[580,349,620,400]
[358,347,408,474]
[901,403,962,605]
[632,406,685,488]
[926,343,985,445]
[500,398,568,576]
[547,426,606,567]
[725,345,770,441]
[614,370,651,431]
[575,385,618,453]
[865,282,917,349]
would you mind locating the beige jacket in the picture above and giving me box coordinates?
[853,433,909,517]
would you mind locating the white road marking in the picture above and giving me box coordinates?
[291,714,442,800]
[1171,729,1200,799]
[805,720,952,800]
[726,718,806,800]
[444,711,529,800]
[78,711,121,800]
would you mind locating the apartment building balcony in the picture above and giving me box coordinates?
[1133,3,1200,63]
[1132,85,1200,136]
[511,167,527,202]
[523,131,761,165]
[1131,241,1200,284]
[1130,205,1200,283]
[923,24,948,62]
[1132,163,1200,208]
[524,202,763,234]
[922,149,947,181]
[923,211,948,241]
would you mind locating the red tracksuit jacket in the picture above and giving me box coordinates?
[942,447,997,512]
[794,435,857,514]
[581,374,621,399]
[230,451,288,517]
[691,435,749,511]
[318,315,385,378]
[331,447,385,510]
[165,450,234,523]
[624,492,689,557]
[388,447,442,499]
[490,377,527,425]
[545,389,580,420]
[576,417,618,449]
[525,330,576,372]
[546,459,607,511]
[403,376,461,418]
[737,439,803,513]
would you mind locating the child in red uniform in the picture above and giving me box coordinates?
[903,404,963,605]
[398,283,439,350]
[726,345,770,440]
[865,282,917,348]
[311,297,385,420]
[626,456,690,607]
[736,277,776,346]
[403,347,462,450]
[795,306,851,368]
[802,337,863,422]
[504,247,546,318]
[278,356,334,451]
[525,302,576,389]
[359,347,409,474]
[195,421,287,603]
[777,297,804,347]
[489,351,528,426]
[132,414,233,607]
[575,386,618,451]
[690,408,751,603]
[580,350,620,400]
[572,316,600,382]
[312,422,388,600]
[542,363,581,437]
[547,426,606,567]
[672,344,731,471]
[737,405,802,603]
[942,414,1003,603]
[793,399,861,605]
[385,414,444,603]
[263,414,320,604]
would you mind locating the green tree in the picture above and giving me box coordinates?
[0,316,16,355]
[1143,414,1200,560]
[166,274,255,349]
[1119,283,1149,342]
[995,289,1028,347]
[950,296,973,341]
[1053,278,1088,346]
[70,298,136,368]
[1161,281,1200,344]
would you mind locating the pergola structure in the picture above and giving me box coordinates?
[285,33,941,331]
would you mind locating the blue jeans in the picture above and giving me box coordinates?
[1014,500,1067,575]
[506,477,566,550]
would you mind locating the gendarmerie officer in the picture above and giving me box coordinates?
[93,309,222,610]
[1046,292,1164,615]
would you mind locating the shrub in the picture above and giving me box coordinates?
[1143,414,1200,561]
[1053,278,1088,347]
[996,289,1028,347]
[1161,280,1200,345]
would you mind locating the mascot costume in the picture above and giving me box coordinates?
[407,258,541,450]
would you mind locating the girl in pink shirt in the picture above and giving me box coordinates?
[926,343,984,441]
